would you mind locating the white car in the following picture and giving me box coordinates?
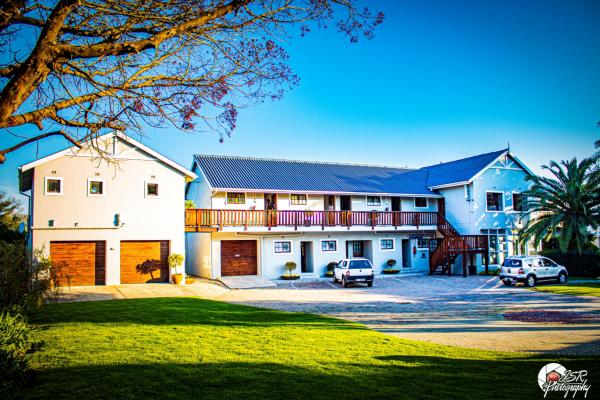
[499,255,568,287]
[333,258,375,288]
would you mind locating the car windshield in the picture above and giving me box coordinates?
[349,260,371,269]
[503,259,522,267]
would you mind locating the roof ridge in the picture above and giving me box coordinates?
[194,154,415,171]
[420,148,508,170]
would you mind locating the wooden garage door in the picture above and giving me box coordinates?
[120,241,169,283]
[221,240,257,276]
[50,241,106,286]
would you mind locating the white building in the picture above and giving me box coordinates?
[185,149,533,280]
[19,132,196,286]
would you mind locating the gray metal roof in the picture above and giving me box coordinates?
[193,155,439,196]
[193,148,522,195]
[422,149,508,188]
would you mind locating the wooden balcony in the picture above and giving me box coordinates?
[185,209,439,232]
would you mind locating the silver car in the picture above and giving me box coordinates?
[499,255,568,287]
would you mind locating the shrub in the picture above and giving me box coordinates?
[0,307,39,398]
[478,268,500,276]
[326,262,338,271]
[0,242,60,310]
[284,261,297,277]
[539,250,600,277]
[386,259,397,268]
[184,199,196,209]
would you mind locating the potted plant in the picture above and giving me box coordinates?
[281,261,300,280]
[383,259,400,274]
[325,261,337,277]
[168,253,184,284]
[185,274,195,285]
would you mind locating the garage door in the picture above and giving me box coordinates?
[221,240,257,276]
[50,241,106,286]
[120,241,170,284]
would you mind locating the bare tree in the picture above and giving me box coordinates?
[0,0,383,162]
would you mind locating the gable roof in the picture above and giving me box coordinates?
[193,155,440,196]
[19,132,196,177]
[421,149,533,189]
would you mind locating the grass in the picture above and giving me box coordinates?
[24,298,599,400]
[531,281,600,297]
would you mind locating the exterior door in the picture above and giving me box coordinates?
[120,241,170,283]
[438,198,446,217]
[300,241,313,273]
[347,241,363,258]
[50,241,106,286]
[221,240,258,276]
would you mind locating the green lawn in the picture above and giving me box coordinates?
[25,298,598,400]
[532,281,600,297]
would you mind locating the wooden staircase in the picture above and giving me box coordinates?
[429,214,489,276]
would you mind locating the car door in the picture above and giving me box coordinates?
[532,257,546,278]
[542,257,559,278]
[335,261,346,280]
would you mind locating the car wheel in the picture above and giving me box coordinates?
[342,277,347,288]
[526,275,536,287]
[502,280,512,286]
[557,272,567,284]
[367,281,373,287]
[332,274,338,283]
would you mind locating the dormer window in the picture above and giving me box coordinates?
[88,179,104,196]
[45,177,63,195]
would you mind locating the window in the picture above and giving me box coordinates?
[542,258,555,267]
[414,197,428,208]
[486,192,503,211]
[512,193,527,212]
[88,179,104,196]
[44,177,63,195]
[502,259,522,267]
[227,192,245,204]
[146,182,159,197]
[417,238,429,249]
[290,194,307,205]
[274,241,292,254]
[481,228,507,265]
[349,260,372,269]
[367,196,381,206]
[321,240,337,252]
[380,239,395,251]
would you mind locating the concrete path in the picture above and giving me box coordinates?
[218,275,276,289]
[57,275,600,355]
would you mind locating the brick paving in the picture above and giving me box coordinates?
[216,276,600,355]
[58,275,600,355]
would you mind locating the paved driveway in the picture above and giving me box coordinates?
[217,275,600,355]
[59,275,600,355]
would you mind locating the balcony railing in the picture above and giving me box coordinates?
[185,209,439,231]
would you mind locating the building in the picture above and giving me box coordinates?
[19,132,196,286]
[185,149,533,280]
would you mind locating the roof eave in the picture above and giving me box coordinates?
[209,187,443,198]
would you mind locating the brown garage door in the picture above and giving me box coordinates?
[221,240,257,276]
[120,241,169,283]
[50,241,106,286]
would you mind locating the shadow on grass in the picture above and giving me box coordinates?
[29,297,366,330]
[24,356,600,400]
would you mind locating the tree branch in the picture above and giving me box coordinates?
[0,130,81,163]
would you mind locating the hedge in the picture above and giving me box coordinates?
[540,250,600,277]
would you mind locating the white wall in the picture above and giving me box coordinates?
[208,231,434,279]
[31,137,188,285]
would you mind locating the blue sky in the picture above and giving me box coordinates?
[1,0,599,200]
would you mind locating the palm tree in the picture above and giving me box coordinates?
[521,155,600,254]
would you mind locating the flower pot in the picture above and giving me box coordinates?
[280,275,300,280]
[382,269,400,274]
[324,271,334,277]
[172,273,184,284]
[185,278,195,285]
